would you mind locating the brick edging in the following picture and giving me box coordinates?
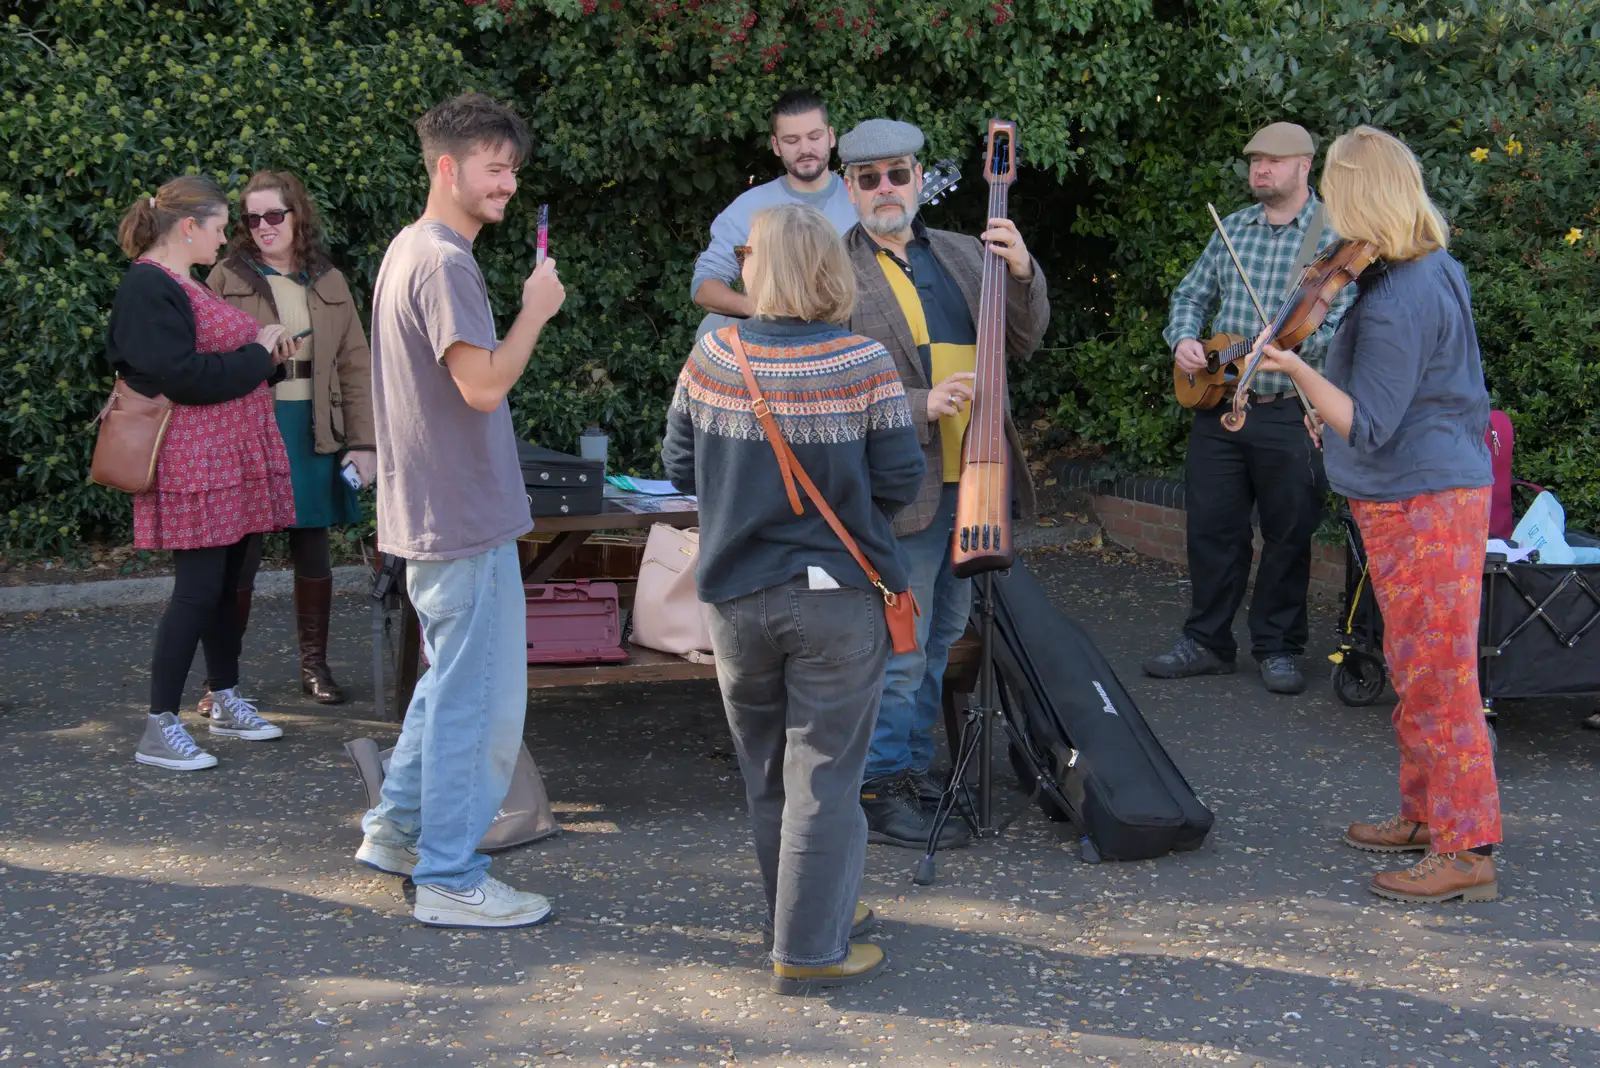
[1051,458,1344,600]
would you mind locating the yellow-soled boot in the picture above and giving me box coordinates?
[770,943,886,996]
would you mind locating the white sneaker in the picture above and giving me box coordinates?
[355,838,419,877]
[135,712,219,771]
[208,688,283,740]
[414,876,552,929]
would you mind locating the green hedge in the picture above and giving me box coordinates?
[3,0,1597,560]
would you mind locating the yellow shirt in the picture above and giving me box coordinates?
[875,252,976,480]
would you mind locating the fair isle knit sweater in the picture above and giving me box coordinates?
[661,318,926,605]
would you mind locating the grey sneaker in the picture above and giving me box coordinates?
[1141,636,1237,679]
[135,712,219,771]
[414,876,552,929]
[356,838,419,877]
[1259,654,1307,695]
[208,689,283,740]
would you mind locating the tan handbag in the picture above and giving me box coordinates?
[721,326,920,654]
[89,377,174,494]
[630,523,714,662]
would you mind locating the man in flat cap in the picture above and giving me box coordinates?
[1144,121,1355,695]
[837,117,1050,850]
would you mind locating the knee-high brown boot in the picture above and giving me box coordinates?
[295,575,345,705]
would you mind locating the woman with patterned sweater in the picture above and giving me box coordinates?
[661,203,925,994]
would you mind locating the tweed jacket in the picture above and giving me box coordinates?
[844,222,1050,536]
[207,256,376,454]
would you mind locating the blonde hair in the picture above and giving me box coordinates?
[745,204,856,324]
[117,175,230,259]
[1321,126,1449,261]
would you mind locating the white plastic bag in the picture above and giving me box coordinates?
[1511,491,1576,565]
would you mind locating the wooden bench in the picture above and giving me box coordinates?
[377,498,982,717]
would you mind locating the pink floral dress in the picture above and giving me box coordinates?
[132,260,296,550]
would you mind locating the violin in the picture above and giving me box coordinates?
[1221,238,1378,432]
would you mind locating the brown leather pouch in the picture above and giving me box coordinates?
[89,377,175,494]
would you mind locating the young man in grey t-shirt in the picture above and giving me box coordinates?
[356,92,566,928]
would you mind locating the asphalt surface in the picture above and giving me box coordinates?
[2,546,1597,1068]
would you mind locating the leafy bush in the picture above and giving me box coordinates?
[3,0,1598,561]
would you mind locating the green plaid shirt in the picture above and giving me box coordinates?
[1163,194,1354,397]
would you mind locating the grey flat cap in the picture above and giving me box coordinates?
[1243,121,1316,158]
[838,118,925,166]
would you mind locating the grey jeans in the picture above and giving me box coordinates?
[707,577,889,967]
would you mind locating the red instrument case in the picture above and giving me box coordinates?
[524,580,628,664]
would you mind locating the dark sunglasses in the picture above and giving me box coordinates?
[734,245,752,267]
[853,167,913,191]
[243,208,293,229]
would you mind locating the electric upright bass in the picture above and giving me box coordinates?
[951,119,1018,579]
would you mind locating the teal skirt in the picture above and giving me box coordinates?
[276,399,361,529]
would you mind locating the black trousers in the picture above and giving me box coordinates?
[149,538,251,713]
[1182,399,1325,660]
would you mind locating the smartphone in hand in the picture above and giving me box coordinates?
[535,204,549,267]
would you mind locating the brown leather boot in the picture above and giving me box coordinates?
[1344,815,1432,853]
[294,575,345,705]
[1369,851,1498,903]
[198,587,255,719]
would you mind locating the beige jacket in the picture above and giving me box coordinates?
[207,256,375,454]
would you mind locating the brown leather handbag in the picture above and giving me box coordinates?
[721,326,920,654]
[89,377,174,494]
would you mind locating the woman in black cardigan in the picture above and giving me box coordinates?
[107,175,297,771]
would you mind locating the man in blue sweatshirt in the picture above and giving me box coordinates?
[691,89,857,340]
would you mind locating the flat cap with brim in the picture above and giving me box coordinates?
[838,118,925,166]
[1243,121,1316,158]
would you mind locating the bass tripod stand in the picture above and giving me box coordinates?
[911,566,1081,885]
[914,570,1005,885]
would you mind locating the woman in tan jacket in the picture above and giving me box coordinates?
[206,170,375,705]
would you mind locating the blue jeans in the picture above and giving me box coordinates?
[361,541,528,892]
[864,485,972,781]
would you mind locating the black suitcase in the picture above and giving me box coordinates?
[517,443,603,518]
[993,564,1214,861]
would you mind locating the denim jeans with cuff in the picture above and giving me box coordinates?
[361,540,528,892]
[864,484,972,781]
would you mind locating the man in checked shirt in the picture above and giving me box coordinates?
[1143,122,1355,696]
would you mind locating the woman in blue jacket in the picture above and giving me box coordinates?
[1255,126,1500,905]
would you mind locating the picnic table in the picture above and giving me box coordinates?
[373,498,979,723]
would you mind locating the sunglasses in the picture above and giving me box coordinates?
[734,245,752,267]
[853,167,914,192]
[243,208,293,229]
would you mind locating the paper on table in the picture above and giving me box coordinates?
[606,474,684,496]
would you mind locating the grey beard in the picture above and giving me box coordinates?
[861,200,918,237]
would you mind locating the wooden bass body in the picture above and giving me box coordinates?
[951,119,1019,580]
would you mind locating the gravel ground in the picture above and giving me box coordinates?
[2,546,1597,1068]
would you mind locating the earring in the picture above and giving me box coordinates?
[186,238,192,243]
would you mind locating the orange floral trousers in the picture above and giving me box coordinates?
[1351,487,1502,852]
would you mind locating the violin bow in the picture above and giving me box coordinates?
[1206,203,1316,420]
